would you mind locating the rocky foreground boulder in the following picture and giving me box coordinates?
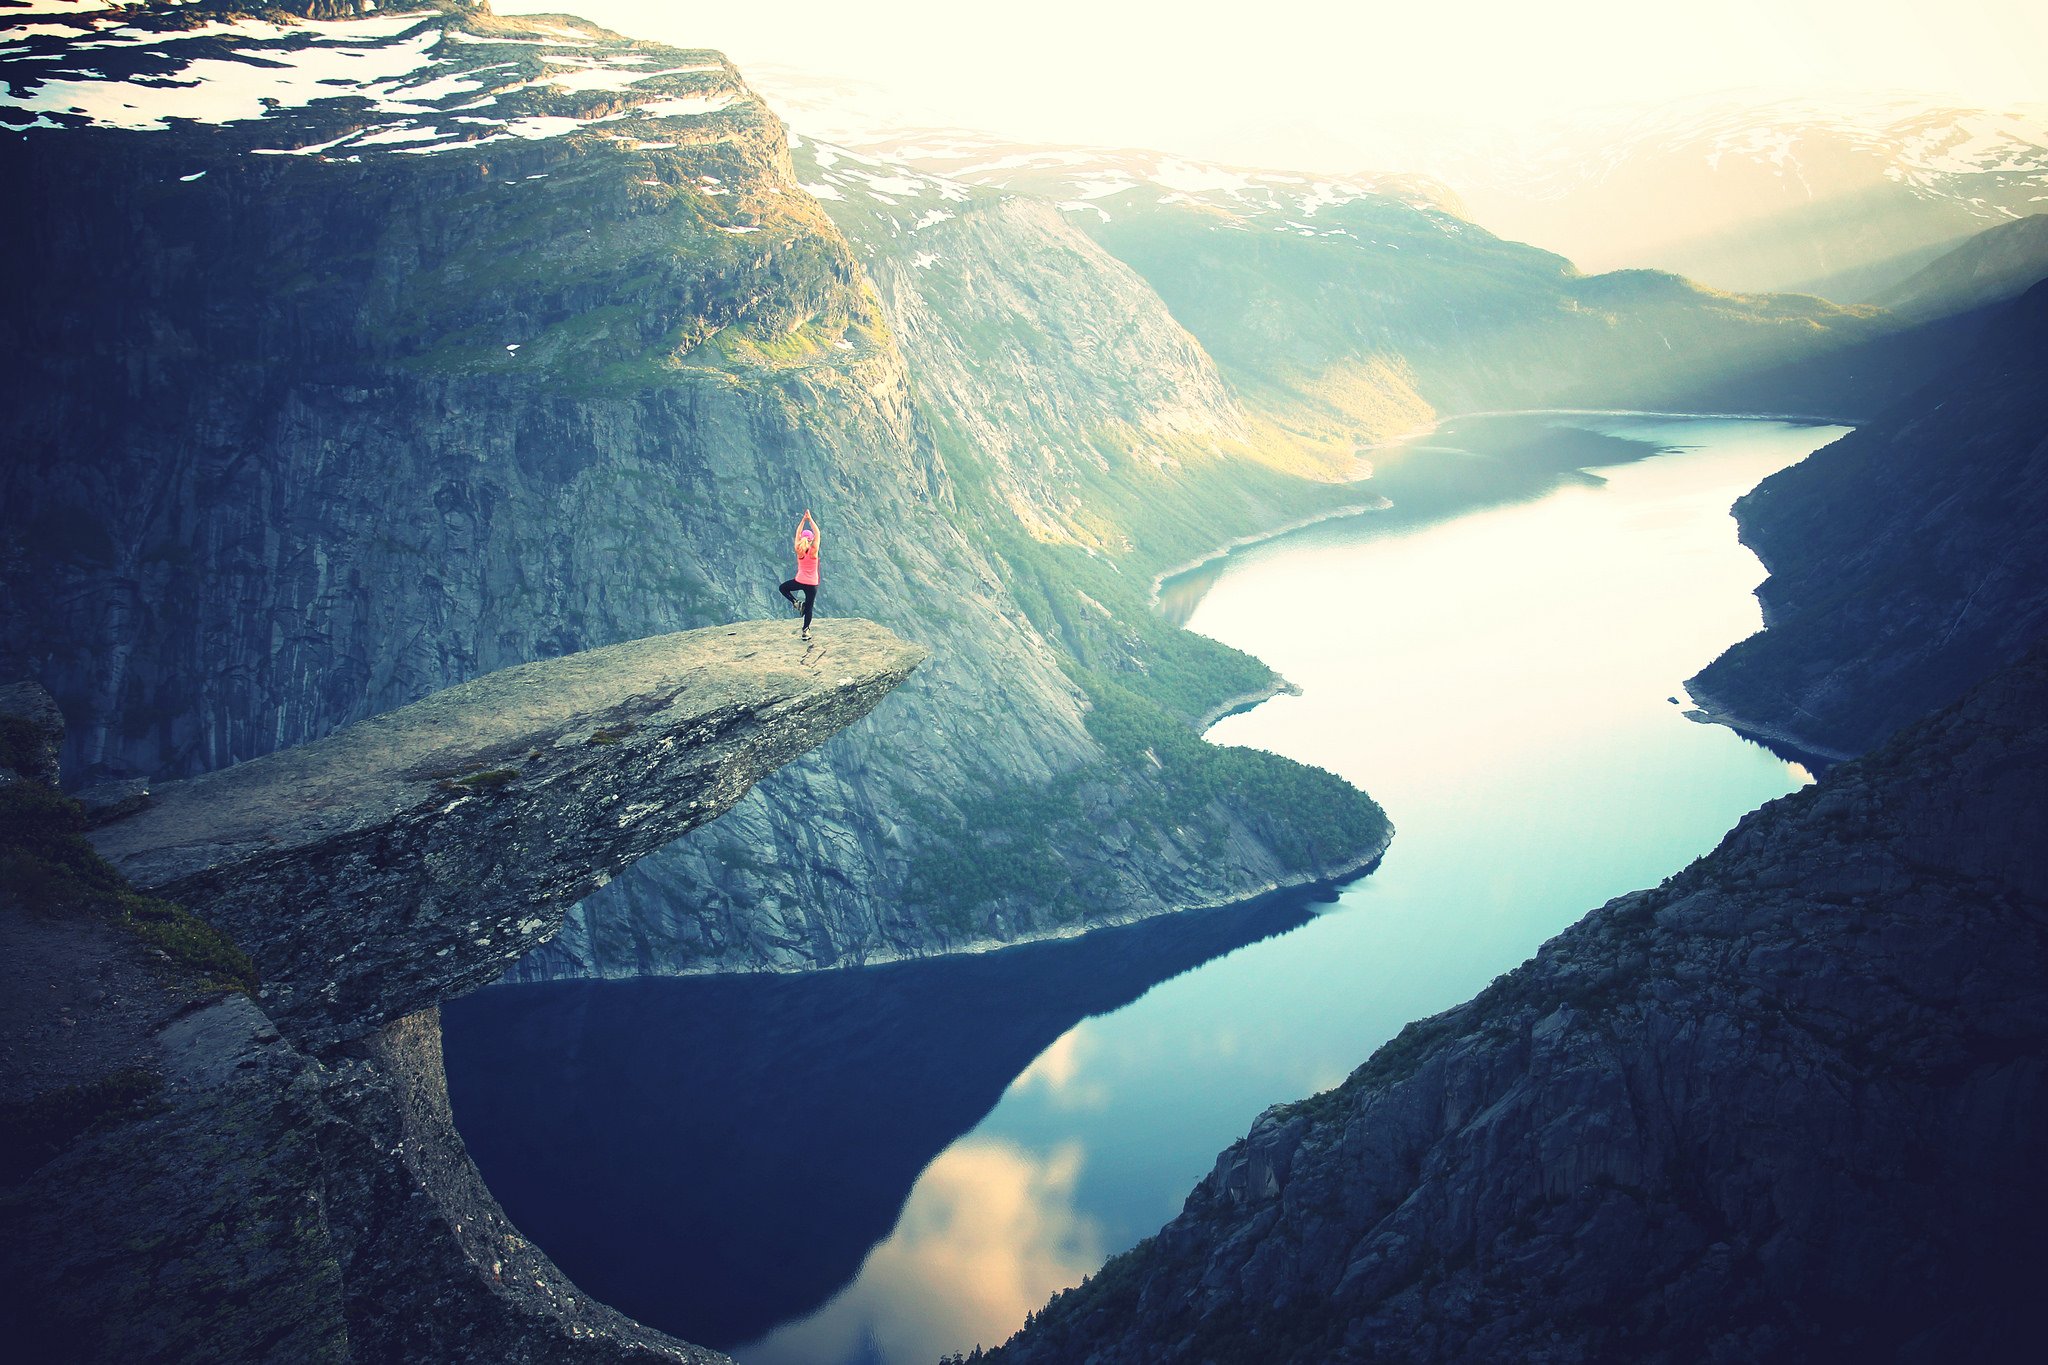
[988,642,2048,1363]
[2,619,922,1363]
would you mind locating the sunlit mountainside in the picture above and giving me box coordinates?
[1436,92,2048,300]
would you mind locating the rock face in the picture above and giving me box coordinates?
[0,680,64,787]
[2,622,918,1363]
[988,645,2048,1364]
[90,619,925,1047]
[1688,279,2048,759]
[517,139,1404,982]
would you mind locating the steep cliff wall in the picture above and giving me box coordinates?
[988,643,2048,1364]
[2,621,920,1361]
[1688,279,2048,759]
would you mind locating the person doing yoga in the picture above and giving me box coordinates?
[780,509,821,641]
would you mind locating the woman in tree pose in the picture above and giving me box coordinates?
[780,509,821,641]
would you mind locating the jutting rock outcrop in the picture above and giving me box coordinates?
[91,619,925,1048]
[2,620,922,1363]
[988,644,2048,1363]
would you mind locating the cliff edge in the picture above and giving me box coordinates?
[1,619,923,1363]
[91,618,926,1049]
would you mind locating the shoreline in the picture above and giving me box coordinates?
[1195,679,1305,733]
[491,837,1394,988]
[1358,405,1862,455]
[1679,683,1852,771]
[1147,496,1392,606]
[1155,406,1858,609]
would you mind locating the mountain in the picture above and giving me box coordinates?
[0,3,1952,991]
[1876,212,2048,319]
[0,1,1388,979]
[986,250,2048,1365]
[756,69,2048,306]
[770,129,1888,462]
[1429,94,2048,302]
[1687,278,2048,759]
[985,638,2048,1365]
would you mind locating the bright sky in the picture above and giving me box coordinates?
[503,0,2048,162]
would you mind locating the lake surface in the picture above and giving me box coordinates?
[443,413,1848,1364]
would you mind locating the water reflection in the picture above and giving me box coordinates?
[1155,414,1681,628]
[738,1139,1104,1365]
[442,886,1325,1348]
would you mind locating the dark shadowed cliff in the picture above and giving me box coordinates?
[986,640,2048,1365]
[1688,278,2048,759]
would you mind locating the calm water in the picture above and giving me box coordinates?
[444,413,1848,1364]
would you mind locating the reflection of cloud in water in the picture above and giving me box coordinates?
[738,1139,1103,1365]
[1006,1029,1109,1110]
[1011,1029,1082,1092]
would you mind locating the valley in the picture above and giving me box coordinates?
[3,4,2045,1364]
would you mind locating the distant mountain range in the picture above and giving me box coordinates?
[756,67,2048,304]
[1440,93,2048,301]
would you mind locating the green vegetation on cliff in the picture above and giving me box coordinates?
[0,786,257,995]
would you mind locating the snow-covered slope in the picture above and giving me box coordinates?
[0,2,743,160]
[745,64,1460,229]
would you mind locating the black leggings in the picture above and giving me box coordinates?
[779,579,817,628]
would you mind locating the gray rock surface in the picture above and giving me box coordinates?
[0,680,64,787]
[2,992,722,1364]
[90,619,923,1048]
[988,647,2048,1363]
[73,778,150,827]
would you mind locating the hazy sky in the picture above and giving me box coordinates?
[503,0,2047,160]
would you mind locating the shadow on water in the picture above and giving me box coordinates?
[441,880,1347,1349]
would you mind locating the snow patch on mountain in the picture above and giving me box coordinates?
[0,7,744,156]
